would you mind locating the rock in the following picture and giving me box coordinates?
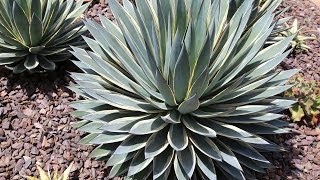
[34,123,43,129]
[300,139,313,146]
[23,108,34,117]
[306,136,315,141]
[11,143,23,149]
[23,156,31,169]
[305,130,319,136]
[30,147,39,155]
[2,120,10,129]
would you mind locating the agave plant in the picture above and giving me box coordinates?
[269,18,316,52]
[24,162,73,180]
[69,0,298,179]
[0,0,89,73]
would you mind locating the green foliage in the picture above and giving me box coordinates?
[0,0,89,73]
[69,0,297,179]
[285,75,320,126]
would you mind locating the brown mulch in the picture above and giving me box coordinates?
[0,0,319,180]
[0,63,109,180]
[280,0,320,81]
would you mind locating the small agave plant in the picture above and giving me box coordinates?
[0,0,89,73]
[69,0,298,179]
[268,18,316,52]
[24,162,73,180]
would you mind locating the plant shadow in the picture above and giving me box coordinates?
[0,61,80,101]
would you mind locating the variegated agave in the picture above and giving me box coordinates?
[0,0,89,73]
[69,0,298,179]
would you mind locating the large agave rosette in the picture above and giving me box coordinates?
[69,0,297,179]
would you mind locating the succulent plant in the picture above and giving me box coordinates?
[268,18,316,52]
[24,162,73,180]
[69,0,298,179]
[285,75,320,126]
[0,0,89,73]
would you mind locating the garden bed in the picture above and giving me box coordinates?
[0,0,319,179]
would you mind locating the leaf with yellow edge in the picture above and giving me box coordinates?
[59,161,74,180]
[289,104,304,122]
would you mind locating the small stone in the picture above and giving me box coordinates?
[39,108,46,115]
[23,156,32,168]
[12,142,23,149]
[34,123,43,129]
[23,108,34,117]
[61,92,69,98]
[306,136,315,141]
[300,139,313,146]
[30,147,39,155]
[2,120,10,129]
[305,129,319,136]
[84,159,91,168]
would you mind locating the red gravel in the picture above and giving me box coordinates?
[0,63,109,179]
[280,0,320,81]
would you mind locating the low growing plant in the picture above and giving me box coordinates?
[268,18,316,52]
[24,162,73,180]
[285,75,320,126]
[69,0,297,179]
[0,0,89,73]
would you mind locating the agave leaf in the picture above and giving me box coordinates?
[182,116,216,138]
[102,115,151,133]
[13,61,27,74]
[89,144,119,158]
[59,162,73,180]
[196,151,217,180]
[237,123,289,134]
[216,161,245,180]
[214,139,243,171]
[189,133,221,161]
[173,154,189,180]
[204,120,251,139]
[78,122,104,133]
[12,1,31,45]
[145,128,169,159]
[89,132,129,145]
[177,144,196,178]
[167,123,188,151]
[153,147,174,179]
[109,161,131,178]
[30,13,43,46]
[161,110,181,124]
[113,135,149,155]
[36,165,50,180]
[155,70,177,106]
[24,55,39,70]
[128,150,153,176]
[222,138,270,163]
[107,152,136,166]
[178,94,200,114]
[173,45,190,103]
[130,116,167,135]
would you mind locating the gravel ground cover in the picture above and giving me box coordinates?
[0,0,319,179]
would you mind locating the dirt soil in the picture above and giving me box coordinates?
[0,0,319,180]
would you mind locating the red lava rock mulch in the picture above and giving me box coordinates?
[0,63,109,179]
